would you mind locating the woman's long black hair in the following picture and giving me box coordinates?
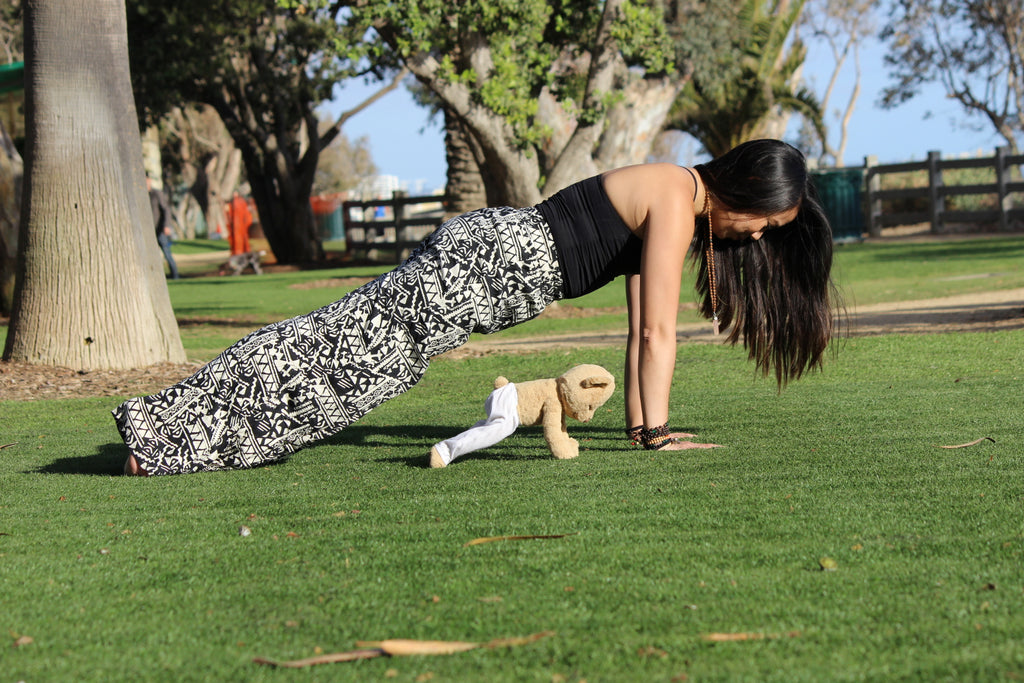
[692,139,839,386]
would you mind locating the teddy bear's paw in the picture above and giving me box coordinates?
[550,440,580,460]
[429,446,447,468]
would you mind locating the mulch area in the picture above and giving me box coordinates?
[0,359,203,402]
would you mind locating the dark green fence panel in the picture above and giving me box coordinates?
[812,168,864,243]
[316,207,345,241]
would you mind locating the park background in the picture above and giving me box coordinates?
[336,37,1006,196]
[2,1,1024,681]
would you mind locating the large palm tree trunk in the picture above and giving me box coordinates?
[4,0,184,369]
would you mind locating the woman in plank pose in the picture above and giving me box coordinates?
[117,138,836,475]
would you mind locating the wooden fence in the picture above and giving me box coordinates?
[341,193,445,263]
[339,147,1024,257]
[864,147,1024,236]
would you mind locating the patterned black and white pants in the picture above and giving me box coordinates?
[113,207,564,475]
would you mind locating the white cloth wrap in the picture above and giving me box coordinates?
[433,382,520,465]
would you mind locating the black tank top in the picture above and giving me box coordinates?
[535,175,642,299]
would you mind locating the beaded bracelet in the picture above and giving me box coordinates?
[626,425,644,447]
[641,423,672,450]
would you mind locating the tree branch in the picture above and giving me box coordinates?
[544,0,624,193]
[321,66,410,149]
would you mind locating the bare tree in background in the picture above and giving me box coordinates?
[881,0,1024,154]
[157,105,242,240]
[312,120,377,196]
[801,0,876,166]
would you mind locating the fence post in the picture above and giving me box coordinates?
[927,150,942,233]
[393,190,406,264]
[995,146,1010,232]
[864,155,881,237]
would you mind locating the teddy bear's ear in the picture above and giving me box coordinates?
[580,377,611,389]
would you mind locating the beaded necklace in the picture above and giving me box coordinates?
[703,191,720,335]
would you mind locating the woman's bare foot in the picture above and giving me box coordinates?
[123,454,149,476]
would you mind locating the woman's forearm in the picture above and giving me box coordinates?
[624,328,643,428]
[638,328,675,428]
[624,275,643,429]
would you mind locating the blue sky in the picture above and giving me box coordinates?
[326,36,1005,194]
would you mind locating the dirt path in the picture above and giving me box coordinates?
[2,288,1022,401]
[445,287,1024,357]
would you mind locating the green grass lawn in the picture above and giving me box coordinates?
[832,235,1024,306]
[2,235,1024,681]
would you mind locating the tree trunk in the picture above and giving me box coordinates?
[161,105,238,239]
[242,144,323,264]
[209,89,323,265]
[4,0,184,369]
[595,75,684,170]
[199,146,241,239]
[141,125,162,188]
[443,107,492,216]
[405,52,543,207]
[542,0,625,195]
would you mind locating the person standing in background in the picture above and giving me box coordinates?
[227,190,253,256]
[148,177,179,280]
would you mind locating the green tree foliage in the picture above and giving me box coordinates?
[666,0,823,158]
[349,0,706,205]
[125,0,396,263]
[880,0,1024,154]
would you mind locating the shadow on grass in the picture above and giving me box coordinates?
[34,442,128,476]
[865,238,1024,262]
[325,424,630,446]
[175,317,272,328]
[336,424,641,468]
[30,424,637,475]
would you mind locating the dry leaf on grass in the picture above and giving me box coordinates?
[701,631,800,642]
[363,632,554,655]
[356,639,480,656]
[12,635,34,647]
[253,648,382,667]
[254,631,553,668]
[464,533,577,547]
[937,437,995,449]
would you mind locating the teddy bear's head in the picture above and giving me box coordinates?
[556,364,615,422]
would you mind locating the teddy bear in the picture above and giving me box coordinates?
[429,364,615,467]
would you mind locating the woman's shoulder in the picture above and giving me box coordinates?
[601,164,697,230]
[602,162,693,183]
[602,163,696,203]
